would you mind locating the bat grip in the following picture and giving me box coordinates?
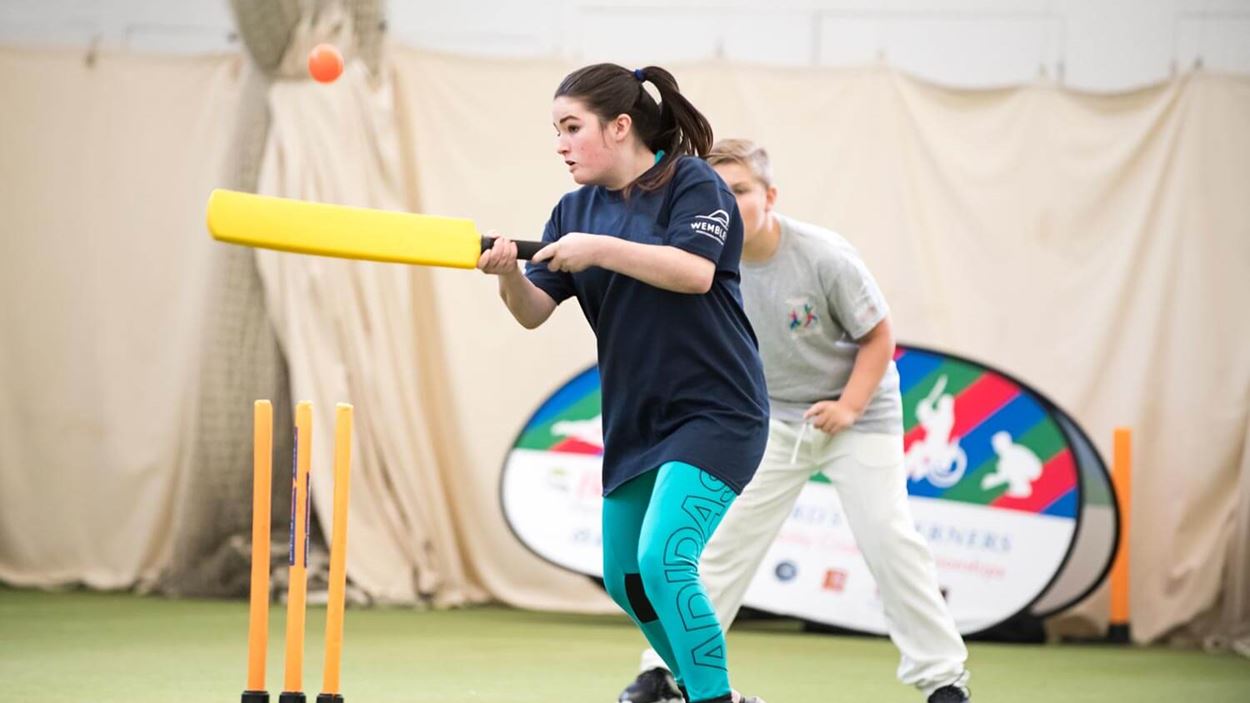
[480,236,546,261]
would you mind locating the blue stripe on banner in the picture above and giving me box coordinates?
[956,394,1046,474]
[528,367,601,428]
[906,475,946,498]
[896,350,944,395]
[1041,487,1078,518]
[907,393,1047,498]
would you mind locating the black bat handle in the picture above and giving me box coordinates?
[480,236,546,261]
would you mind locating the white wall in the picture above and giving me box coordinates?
[1,0,1248,90]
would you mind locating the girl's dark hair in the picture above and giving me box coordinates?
[555,63,714,193]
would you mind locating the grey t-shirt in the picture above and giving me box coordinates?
[740,214,903,434]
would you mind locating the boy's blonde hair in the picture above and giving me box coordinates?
[706,138,773,187]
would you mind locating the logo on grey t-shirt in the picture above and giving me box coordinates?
[691,210,730,244]
[785,296,822,337]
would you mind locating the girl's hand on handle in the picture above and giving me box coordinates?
[477,230,520,276]
[532,232,606,274]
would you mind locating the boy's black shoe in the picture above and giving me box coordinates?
[928,684,971,703]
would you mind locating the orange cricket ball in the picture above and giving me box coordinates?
[308,43,344,83]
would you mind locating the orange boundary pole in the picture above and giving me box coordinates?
[1109,427,1132,642]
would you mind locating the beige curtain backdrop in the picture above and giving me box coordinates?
[157,15,293,600]
[1,43,1245,644]
[390,52,1250,642]
[251,7,486,606]
[0,48,242,587]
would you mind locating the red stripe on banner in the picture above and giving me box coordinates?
[903,425,926,452]
[991,448,1076,513]
[951,374,1018,438]
[551,437,604,455]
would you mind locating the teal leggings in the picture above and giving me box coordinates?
[602,461,738,703]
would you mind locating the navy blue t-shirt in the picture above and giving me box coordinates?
[526,157,769,495]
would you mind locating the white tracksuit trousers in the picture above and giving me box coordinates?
[641,419,969,697]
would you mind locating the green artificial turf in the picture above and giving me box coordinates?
[1,588,1246,702]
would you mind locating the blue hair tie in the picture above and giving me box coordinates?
[654,149,666,164]
[633,68,645,81]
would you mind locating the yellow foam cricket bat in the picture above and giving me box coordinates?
[206,189,544,268]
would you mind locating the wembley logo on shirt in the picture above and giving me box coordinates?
[691,210,730,244]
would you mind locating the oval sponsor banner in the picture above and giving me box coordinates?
[1027,399,1119,618]
[500,346,1116,635]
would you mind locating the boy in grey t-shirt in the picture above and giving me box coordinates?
[740,213,903,435]
[620,140,971,703]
